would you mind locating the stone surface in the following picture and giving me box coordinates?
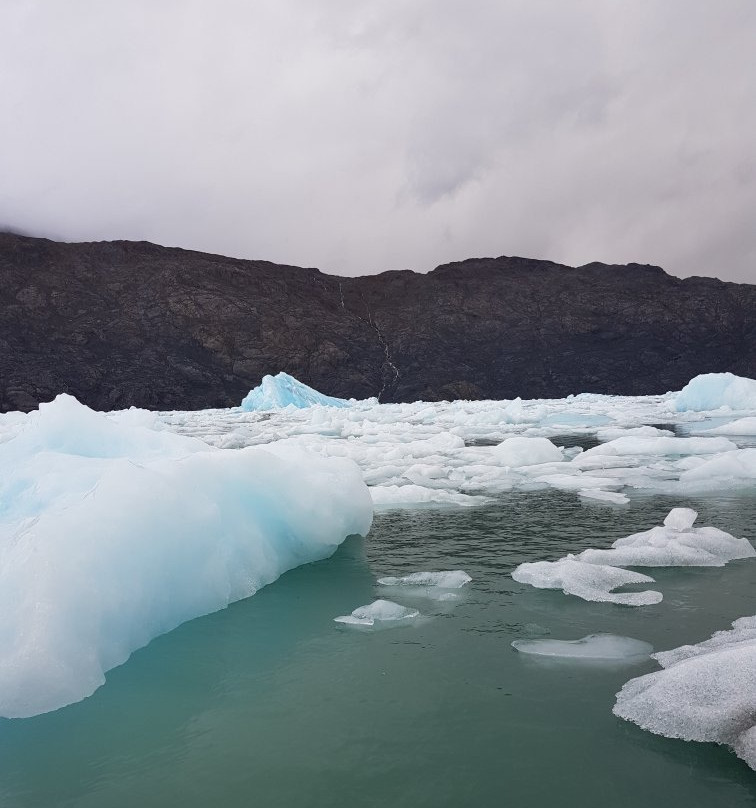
[1,233,754,411]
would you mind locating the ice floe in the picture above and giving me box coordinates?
[511,557,662,606]
[513,633,653,660]
[492,436,564,467]
[576,508,755,568]
[614,615,756,770]
[155,372,756,509]
[334,599,420,627]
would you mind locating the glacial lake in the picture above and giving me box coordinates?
[1,491,755,807]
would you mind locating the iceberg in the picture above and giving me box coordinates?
[240,372,351,410]
[334,599,420,627]
[511,557,662,606]
[674,372,756,412]
[0,395,372,718]
[577,508,755,568]
[512,633,653,660]
[614,615,756,770]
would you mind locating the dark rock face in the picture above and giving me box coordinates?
[1,233,754,411]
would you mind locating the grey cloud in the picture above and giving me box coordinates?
[0,0,754,283]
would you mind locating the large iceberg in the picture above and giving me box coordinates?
[614,615,756,770]
[675,372,756,412]
[0,395,372,718]
[240,372,352,411]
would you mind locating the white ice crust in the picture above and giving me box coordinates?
[614,615,756,770]
[513,633,653,660]
[0,395,372,718]
[377,570,472,588]
[334,599,420,626]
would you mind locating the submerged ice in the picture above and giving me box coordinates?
[0,395,372,718]
[513,634,653,660]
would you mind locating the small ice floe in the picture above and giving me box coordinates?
[492,436,564,467]
[377,570,472,589]
[512,633,653,660]
[334,599,420,627]
[511,557,662,606]
[577,508,755,568]
[614,614,756,771]
[577,489,630,506]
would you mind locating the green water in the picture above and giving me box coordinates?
[1,492,755,807]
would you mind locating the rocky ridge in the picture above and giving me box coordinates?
[1,233,754,411]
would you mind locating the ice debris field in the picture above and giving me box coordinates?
[1,370,756,771]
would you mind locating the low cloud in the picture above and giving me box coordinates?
[1,0,754,282]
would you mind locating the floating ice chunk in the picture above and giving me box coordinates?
[377,570,472,588]
[577,509,754,568]
[578,489,629,505]
[512,633,652,660]
[512,557,662,606]
[614,614,756,770]
[492,436,563,467]
[699,416,756,436]
[675,372,756,412]
[663,507,698,531]
[677,448,756,491]
[240,372,351,410]
[596,426,674,441]
[334,599,420,627]
[0,396,372,718]
[370,484,488,509]
[583,436,737,458]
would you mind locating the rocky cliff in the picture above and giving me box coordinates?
[1,233,754,411]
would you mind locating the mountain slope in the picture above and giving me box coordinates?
[1,233,754,411]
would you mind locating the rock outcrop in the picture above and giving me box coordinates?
[1,233,754,411]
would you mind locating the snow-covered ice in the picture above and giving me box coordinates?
[334,599,420,627]
[614,615,756,770]
[0,395,372,718]
[511,557,663,606]
[513,633,653,660]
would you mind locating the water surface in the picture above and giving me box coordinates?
[1,492,755,807]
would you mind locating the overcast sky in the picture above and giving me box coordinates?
[2,1,755,282]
